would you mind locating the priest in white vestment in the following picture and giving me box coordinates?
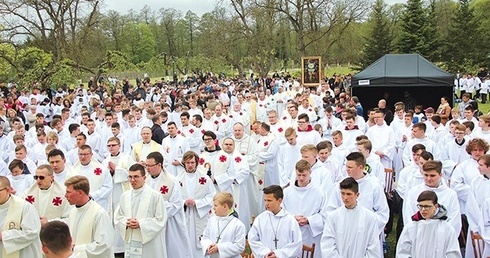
[21,164,70,223]
[0,176,41,258]
[179,112,203,154]
[222,138,257,231]
[72,145,113,211]
[248,185,302,258]
[162,122,190,176]
[199,131,235,193]
[283,160,327,257]
[232,123,260,216]
[114,164,168,258]
[178,151,216,258]
[145,152,192,258]
[47,149,76,185]
[102,137,136,254]
[130,127,161,164]
[65,175,114,258]
[321,177,381,258]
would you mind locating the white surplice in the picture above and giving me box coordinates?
[200,215,246,258]
[321,204,381,258]
[68,200,114,258]
[114,185,167,258]
[283,182,327,257]
[0,195,41,258]
[248,209,302,258]
[396,214,461,258]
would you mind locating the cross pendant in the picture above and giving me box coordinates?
[216,236,221,243]
[273,237,278,249]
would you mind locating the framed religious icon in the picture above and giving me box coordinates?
[301,56,322,86]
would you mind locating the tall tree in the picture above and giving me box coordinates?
[0,0,101,63]
[442,0,479,72]
[423,0,443,61]
[359,0,393,69]
[396,0,429,55]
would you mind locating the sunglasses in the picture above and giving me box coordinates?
[33,175,46,180]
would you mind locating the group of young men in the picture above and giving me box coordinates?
[0,77,489,258]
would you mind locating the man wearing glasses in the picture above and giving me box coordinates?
[102,136,136,255]
[73,145,113,212]
[144,151,191,257]
[396,190,461,257]
[403,160,461,235]
[21,164,70,225]
[114,163,168,258]
[0,175,41,257]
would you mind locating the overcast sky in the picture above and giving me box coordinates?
[103,0,218,16]
[103,0,405,16]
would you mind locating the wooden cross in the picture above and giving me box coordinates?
[273,237,279,249]
[216,236,221,243]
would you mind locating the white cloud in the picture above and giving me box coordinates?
[103,0,218,16]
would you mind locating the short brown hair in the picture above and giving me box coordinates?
[64,176,90,195]
[295,160,311,173]
[422,160,442,174]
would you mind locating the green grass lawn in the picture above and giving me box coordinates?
[479,102,490,114]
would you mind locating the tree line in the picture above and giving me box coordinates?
[0,0,486,87]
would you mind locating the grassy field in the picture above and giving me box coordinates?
[479,102,490,113]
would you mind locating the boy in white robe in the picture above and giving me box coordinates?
[396,190,461,258]
[0,176,42,258]
[277,128,302,186]
[441,124,470,165]
[326,152,389,236]
[114,164,168,258]
[450,138,487,214]
[201,192,246,258]
[283,160,326,257]
[365,109,396,169]
[321,177,381,258]
[403,160,461,235]
[316,141,343,183]
[356,139,386,189]
[248,185,302,258]
[6,159,35,196]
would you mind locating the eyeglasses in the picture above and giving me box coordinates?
[146,163,159,168]
[416,204,434,210]
[0,188,8,192]
[107,144,119,147]
[33,175,46,180]
[127,175,142,180]
[78,153,91,156]
[203,138,213,142]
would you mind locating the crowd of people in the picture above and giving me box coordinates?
[0,71,487,257]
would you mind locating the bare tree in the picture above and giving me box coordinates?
[0,0,101,62]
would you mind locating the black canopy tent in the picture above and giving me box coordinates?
[351,54,454,117]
